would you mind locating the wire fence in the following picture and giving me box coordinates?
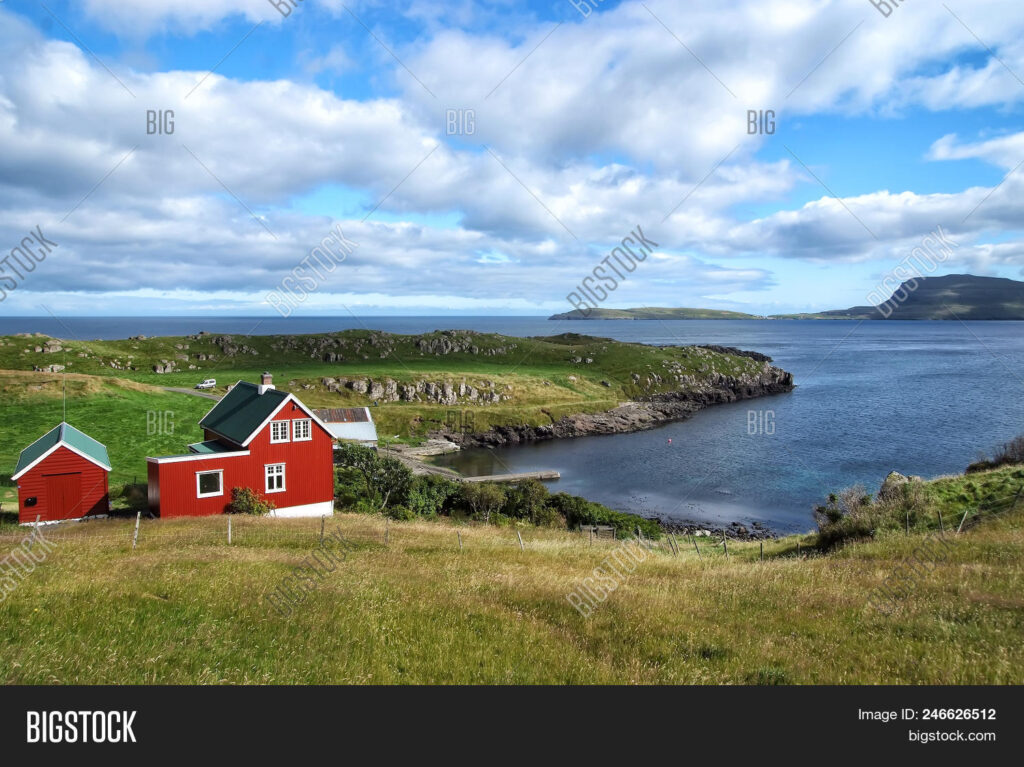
[0,512,698,561]
[1,485,1020,562]
[954,488,1023,533]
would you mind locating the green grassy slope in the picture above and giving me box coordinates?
[0,330,779,451]
[0,464,1021,684]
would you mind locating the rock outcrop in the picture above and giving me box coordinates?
[877,470,923,503]
[319,376,511,405]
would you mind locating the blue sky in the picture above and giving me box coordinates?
[1,0,1023,316]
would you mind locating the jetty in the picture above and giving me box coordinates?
[461,470,560,483]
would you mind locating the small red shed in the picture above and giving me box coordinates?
[12,422,111,524]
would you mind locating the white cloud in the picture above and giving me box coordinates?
[4,1,1024,314]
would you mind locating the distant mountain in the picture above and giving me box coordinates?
[548,307,763,320]
[549,275,1024,322]
[774,274,1024,321]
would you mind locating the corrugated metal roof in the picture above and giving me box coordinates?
[313,408,377,442]
[325,422,379,443]
[199,381,289,445]
[312,407,371,423]
[14,422,111,476]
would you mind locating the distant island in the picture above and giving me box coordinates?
[549,307,764,320]
[773,274,1024,320]
[550,274,1024,321]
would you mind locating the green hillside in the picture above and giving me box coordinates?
[773,274,1024,320]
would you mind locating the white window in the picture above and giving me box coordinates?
[265,463,286,493]
[196,470,223,498]
[270,420,290,443]
[292,418,312,441]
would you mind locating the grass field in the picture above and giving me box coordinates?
[1,465,1022,684]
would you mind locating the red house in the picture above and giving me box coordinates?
[12,422,111,524]
[147,373,335,518]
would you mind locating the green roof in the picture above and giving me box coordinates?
[199,381,289,445]
[187,440,244,454]
[14,422,111,477]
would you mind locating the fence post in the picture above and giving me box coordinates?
[937,510,944,534]
[906,510,910,535]
[589,527,593,547]
[132,511,141,551]
[692,535,701,559]
[28,515,41,550]
[796,540,800,557]
[227,516,232,545]
[457,531,463,552]
[957,508,972,534]
[722,536,728,557]
[760,540,763,562]
[516,530,524,551]
[320,515,325,545]
[385,518,390,546]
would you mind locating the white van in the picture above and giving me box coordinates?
[195,379,217,390]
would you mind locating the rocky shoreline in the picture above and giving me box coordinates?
[647,517,779,541]
[439,363,794,447]
[417,354,795,538]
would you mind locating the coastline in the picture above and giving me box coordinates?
[435,362,794,447]
[397,359,796,538]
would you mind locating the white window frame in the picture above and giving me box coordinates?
[265,463,286,494]
[292,418,312,442]
[270,420,290,443]
[196,470,224,499]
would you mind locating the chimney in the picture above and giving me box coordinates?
[258,372,274,395]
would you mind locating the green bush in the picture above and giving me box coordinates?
[459,482,506,523]
[966,434,1024,473]
[228,487,276,515]
[812,483,931,549]
[547,492,660,539]
[335,443,412,511]
[502,479,550,523]
[385,505,417,521]
[407,474,459,518]
[346,498,377,515]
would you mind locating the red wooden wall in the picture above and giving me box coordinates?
[17,446,109,523]
[150,403,334,518]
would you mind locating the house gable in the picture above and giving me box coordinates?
[198,381,332,448]
[240,395,333,447]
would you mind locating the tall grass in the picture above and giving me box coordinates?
[1,505,1021,685]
